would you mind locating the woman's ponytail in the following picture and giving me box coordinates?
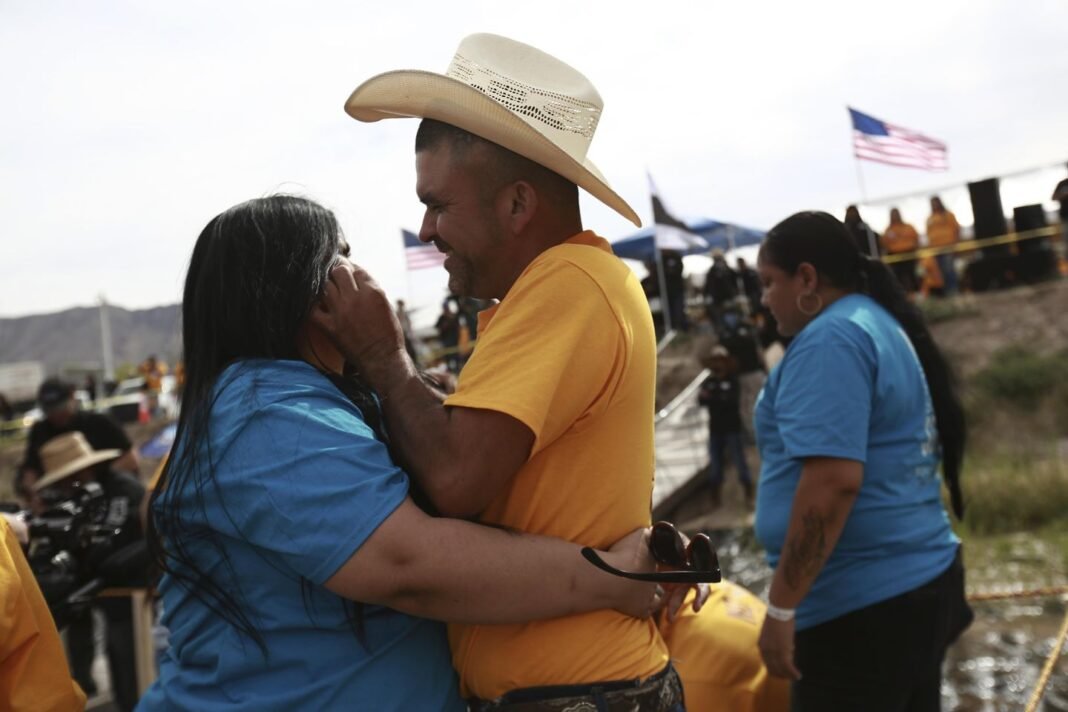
[861,257,966,518]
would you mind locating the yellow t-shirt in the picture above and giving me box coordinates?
[881,223,920,255]
[0,519,87,711]
[926,211,960,248]
[444,231,668,699]
[658,583,789,712]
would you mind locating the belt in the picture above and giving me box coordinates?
[468,663,683,712]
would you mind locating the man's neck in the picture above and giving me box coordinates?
[494,221,585,300]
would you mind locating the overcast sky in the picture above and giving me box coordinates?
[2,0,1066,324]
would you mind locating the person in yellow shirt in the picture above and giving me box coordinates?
[321,33,697,711]
[138,355,167,393]
[919,254,945,298]
[0,515,87,712]
[659,582,790,712]
[881,208,920,294]
[926,196,961,295]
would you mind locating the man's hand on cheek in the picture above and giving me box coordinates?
[315,263,407,371]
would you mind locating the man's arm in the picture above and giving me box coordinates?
[21,424,43,477]
[314,263,533,518]
[356,350,533,517]
[87,413,139,474]
[113,450,139,474]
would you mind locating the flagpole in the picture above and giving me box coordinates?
[654,239,672,334]
[845,118,880,257]
[852,147,879,257]
[853,156,869,204]
[646,170,673,334]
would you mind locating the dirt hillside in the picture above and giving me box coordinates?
[926,280,1068,379]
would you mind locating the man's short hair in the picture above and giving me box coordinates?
[415,119,577,202]
[38,378,73,412]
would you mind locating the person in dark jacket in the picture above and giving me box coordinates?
[844,205,880,258]
[697,345,753,508]
[703,250,738,334]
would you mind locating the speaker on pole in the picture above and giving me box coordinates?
[968,178,1009,253]
[1013,203,1056,282]
[965,178,1011,290]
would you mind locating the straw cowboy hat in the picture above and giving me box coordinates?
[344,33,641,227]
[33,432,120,491]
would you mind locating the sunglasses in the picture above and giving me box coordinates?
[581,521,721,584]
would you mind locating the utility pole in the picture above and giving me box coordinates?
[98,294,114,381]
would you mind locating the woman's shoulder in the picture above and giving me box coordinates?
[786,297,883,363]
[802,295,874,338]
[214,360,369,430]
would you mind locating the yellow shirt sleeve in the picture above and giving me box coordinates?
[147,452,169,491]
[445,256,624,456]
[0,520,86,712]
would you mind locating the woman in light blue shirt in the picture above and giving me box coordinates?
[752,211,972,711]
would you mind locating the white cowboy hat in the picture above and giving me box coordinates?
[33,431,121,491]
[344,33,641,227]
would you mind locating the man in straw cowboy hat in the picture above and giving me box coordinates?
[34,432,146,712]
[317,33,692,711]
[23,378,139,489]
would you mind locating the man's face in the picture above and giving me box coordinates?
[415,142,509,299]
[45,399,75,427]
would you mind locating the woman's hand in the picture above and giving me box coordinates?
[758,615,801,680]
[599,527,659,618]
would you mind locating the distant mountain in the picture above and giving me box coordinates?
[0,303,181,377]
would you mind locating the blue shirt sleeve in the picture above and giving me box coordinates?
[775,325,875,463]
[211,383,409,586]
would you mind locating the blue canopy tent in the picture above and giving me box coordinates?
[610,218,766,262]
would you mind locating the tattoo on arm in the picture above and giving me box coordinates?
[782,509,827,590]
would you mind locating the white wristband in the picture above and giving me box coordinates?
[765,603,796,622]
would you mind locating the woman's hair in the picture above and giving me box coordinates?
[147,195,379,652]
[758,211,965,518]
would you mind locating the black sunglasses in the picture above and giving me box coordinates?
[581,521,721,584]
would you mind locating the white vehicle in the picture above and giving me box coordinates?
[0,361,45,403]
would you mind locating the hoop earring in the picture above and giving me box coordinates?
[796,292,823,317]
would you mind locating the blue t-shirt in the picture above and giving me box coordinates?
[137,360,464,712]
[753,294,958,630]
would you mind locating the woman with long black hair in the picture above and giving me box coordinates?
[137,196,663,711]
[752,211,972,711]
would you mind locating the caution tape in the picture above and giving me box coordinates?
[966,584,1068,603]
[0,419,28,436]
[881,224,1064,264]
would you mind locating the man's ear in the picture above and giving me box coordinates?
[499,180,538,234]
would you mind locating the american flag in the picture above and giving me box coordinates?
[849,108,948,171]
[403,229,446,271]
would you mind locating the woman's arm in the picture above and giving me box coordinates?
[758,457,862,679]
[324,497,657,624]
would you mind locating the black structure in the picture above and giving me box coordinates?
[1012,204,1058,282]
